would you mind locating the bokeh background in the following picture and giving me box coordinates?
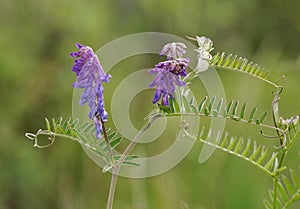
[1,0,300,208]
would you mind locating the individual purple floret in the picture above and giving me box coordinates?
[70,42,111,139]
[149,42,189,106]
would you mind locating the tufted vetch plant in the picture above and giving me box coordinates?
[25,36,300,209]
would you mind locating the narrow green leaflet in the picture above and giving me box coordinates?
[198,96,208,112]
[248,107,257,123]
[257,112,268,125]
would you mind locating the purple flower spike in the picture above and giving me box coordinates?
[71,42,111,139]
[149,42,189,106]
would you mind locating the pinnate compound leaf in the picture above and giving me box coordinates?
[210,52,279,87]
[25,118,134,167]
[185,126,277,176]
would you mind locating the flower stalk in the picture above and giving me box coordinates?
[105,113,161,209]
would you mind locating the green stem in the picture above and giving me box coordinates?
[271,88,286,209]
[273,151,286,209]
[106,167,118,209]
[105,113,161,209]
[118,114,161,162]
[273,175,279,209]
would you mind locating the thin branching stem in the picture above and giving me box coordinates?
[273,176,279,209]
[273,151,287,209]
[105,113,161,209]
[271,87,286,209]
[118,114,161,163]
[106,167,118,209]
[272,89,284,146]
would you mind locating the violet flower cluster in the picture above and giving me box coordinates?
[70,43,111,139]
[149,42,189,106]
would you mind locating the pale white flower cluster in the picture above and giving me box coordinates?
[195,36,214,61]
[190,36,214,72]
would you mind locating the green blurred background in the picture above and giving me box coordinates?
[1,0,300,208]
